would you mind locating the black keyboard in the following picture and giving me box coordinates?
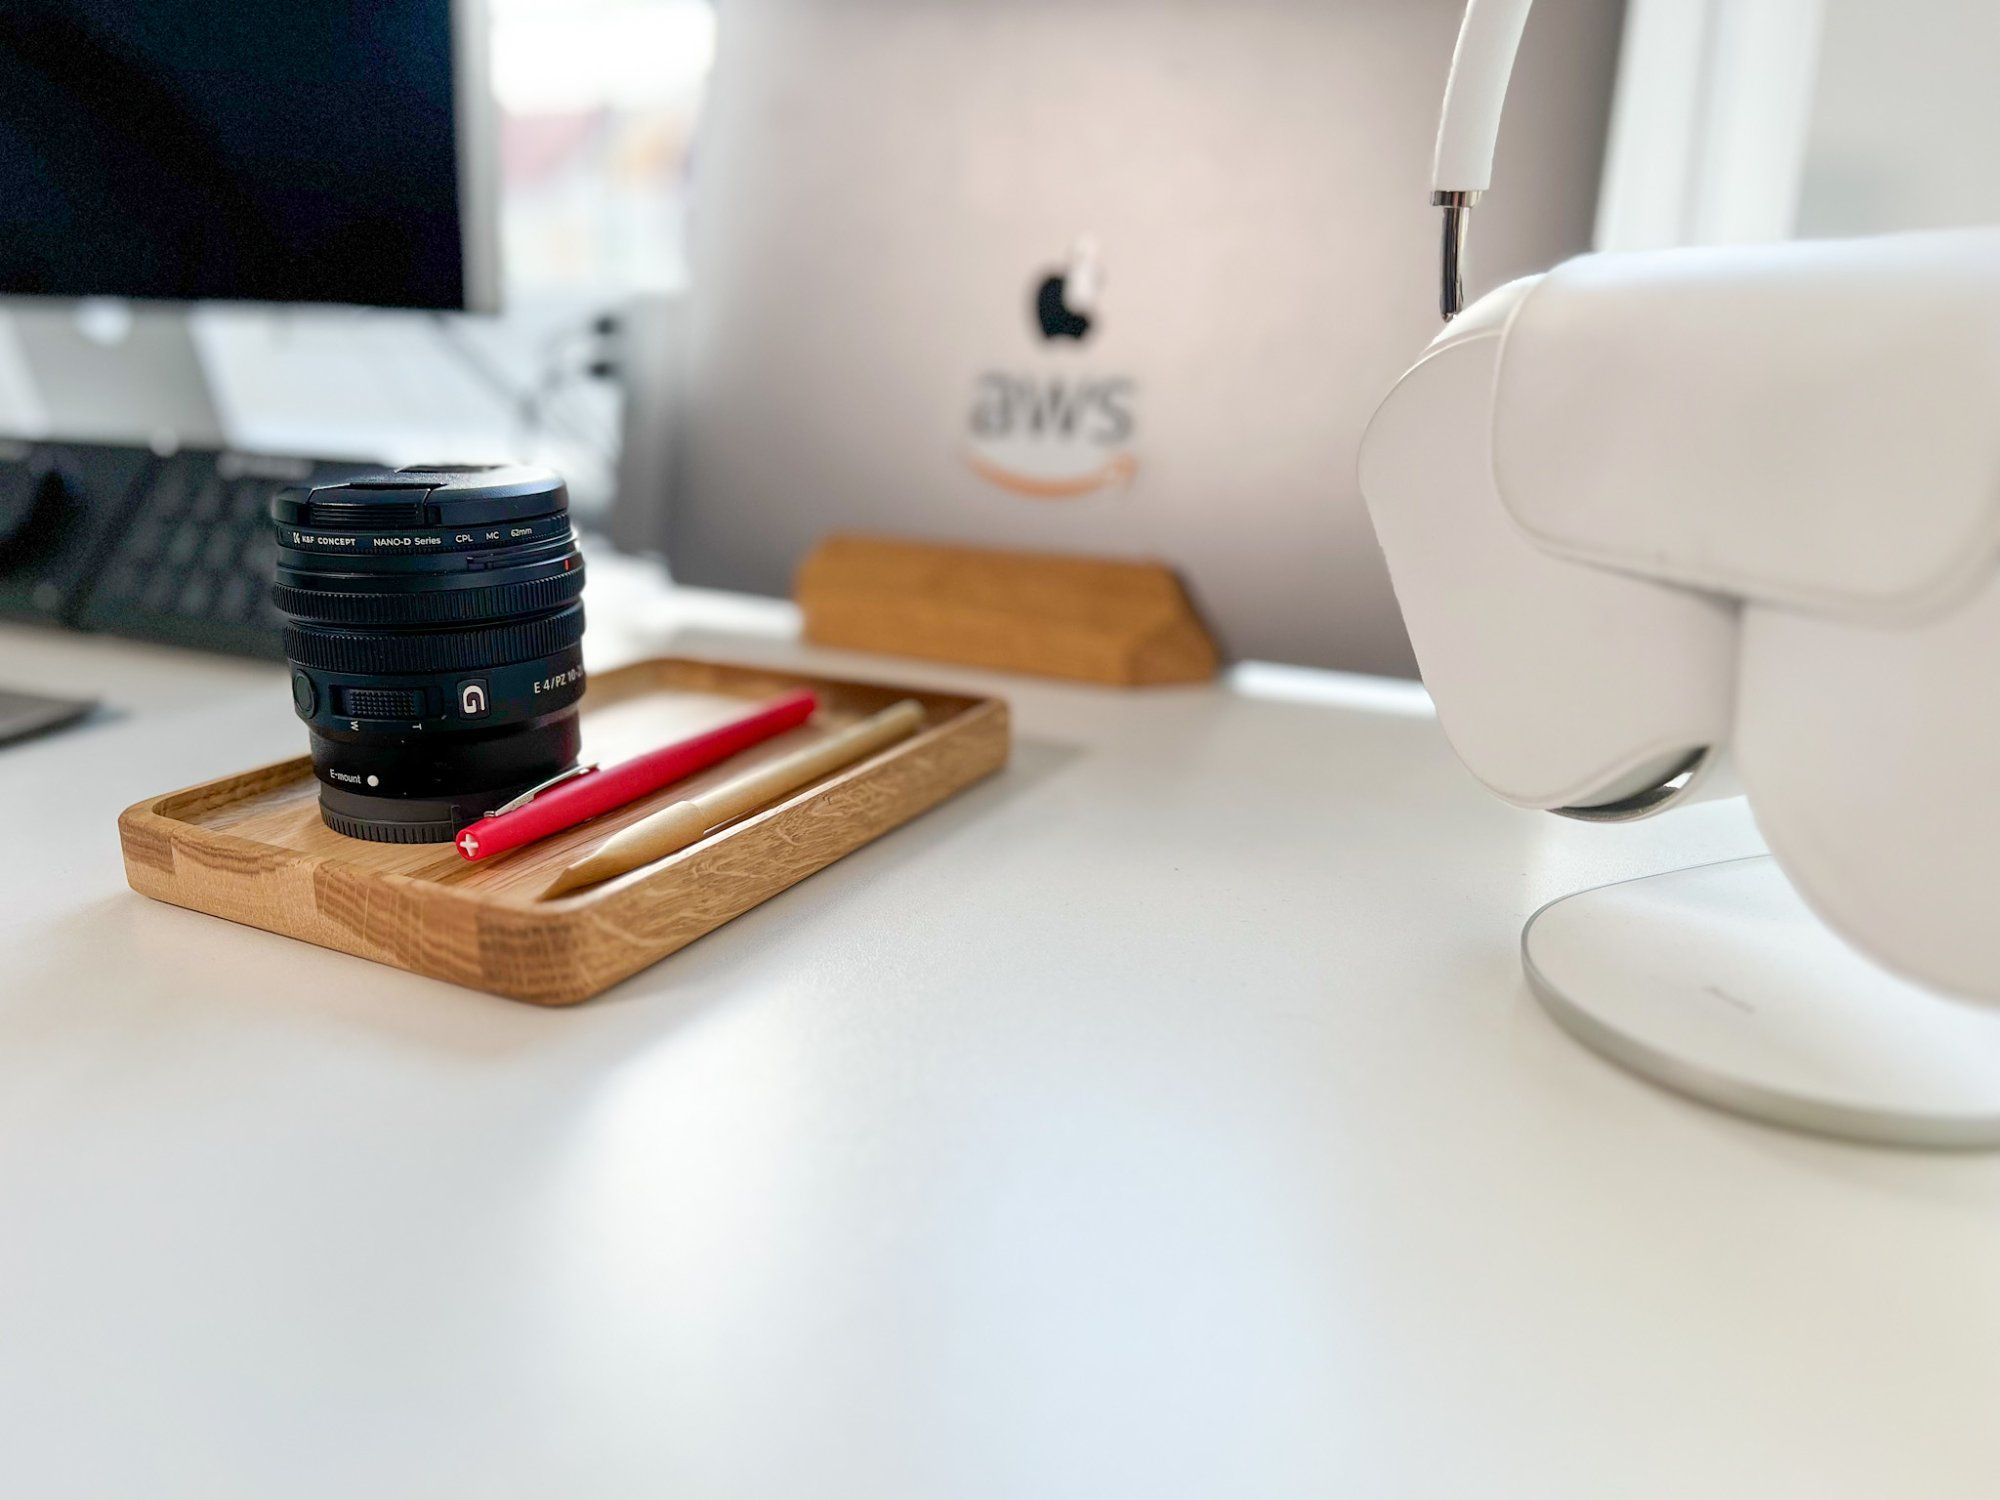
[0,439,375,660]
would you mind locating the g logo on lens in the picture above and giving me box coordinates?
[270,465,586,844]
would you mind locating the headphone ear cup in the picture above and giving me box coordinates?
[1360,279,1737,815]
[1736,577,2000,1000]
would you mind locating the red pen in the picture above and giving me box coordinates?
[453,689,818,861]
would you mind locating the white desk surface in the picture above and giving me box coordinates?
[2,563,1997,1499]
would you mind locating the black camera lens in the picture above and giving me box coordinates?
[270,465,586,843]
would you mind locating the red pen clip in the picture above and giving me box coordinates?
[485,763,600,818]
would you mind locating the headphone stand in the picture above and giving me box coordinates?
[1523,856,2000,1149]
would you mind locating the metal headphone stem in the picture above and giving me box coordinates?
[1434,190,1480,320]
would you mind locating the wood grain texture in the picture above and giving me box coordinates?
[119,658,1010,1005]
[795,534,1220,686]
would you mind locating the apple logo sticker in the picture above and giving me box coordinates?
[1031,235,1101,342]
[1034,271,1091,341]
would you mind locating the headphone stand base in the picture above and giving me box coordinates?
[1523,855,2000,1149]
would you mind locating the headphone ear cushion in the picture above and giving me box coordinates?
[1736,577,2000,1000]
[1360,279,1737,814]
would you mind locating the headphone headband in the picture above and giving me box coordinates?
[1432,0,1536,318]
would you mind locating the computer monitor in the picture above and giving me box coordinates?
[0,0,496,310]
[0,0,496,444]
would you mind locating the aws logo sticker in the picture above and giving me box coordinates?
[963,237,1140,501]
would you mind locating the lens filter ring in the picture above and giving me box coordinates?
[271,565,584,627]
[284,602,585,676]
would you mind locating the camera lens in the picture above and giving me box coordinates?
[270,465,586,843]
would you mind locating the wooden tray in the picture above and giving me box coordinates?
[119,658,1009,1005]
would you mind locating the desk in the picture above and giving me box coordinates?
[2,561,1996,1498]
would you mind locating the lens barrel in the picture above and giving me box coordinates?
[271,465,586,843]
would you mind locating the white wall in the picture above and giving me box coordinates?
[1797,0,2000,236]
[1595,0,1825,251]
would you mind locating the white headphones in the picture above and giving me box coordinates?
[1358,1,2000,999]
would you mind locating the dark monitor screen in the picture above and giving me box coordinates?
[0,1,479,310]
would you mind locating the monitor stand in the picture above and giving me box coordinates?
[4,299,226,450]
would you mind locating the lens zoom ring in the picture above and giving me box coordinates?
[284,604,585,675]
[272,566,585,626]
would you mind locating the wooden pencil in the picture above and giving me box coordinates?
[538,699,925,898]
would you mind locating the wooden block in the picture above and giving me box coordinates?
[119,657,1009,1006]
[795,534,1220,687]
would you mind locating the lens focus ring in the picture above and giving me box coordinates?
[284,602,585,675]
[271,565,584,627]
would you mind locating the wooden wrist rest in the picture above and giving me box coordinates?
[796,534,1220,686]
